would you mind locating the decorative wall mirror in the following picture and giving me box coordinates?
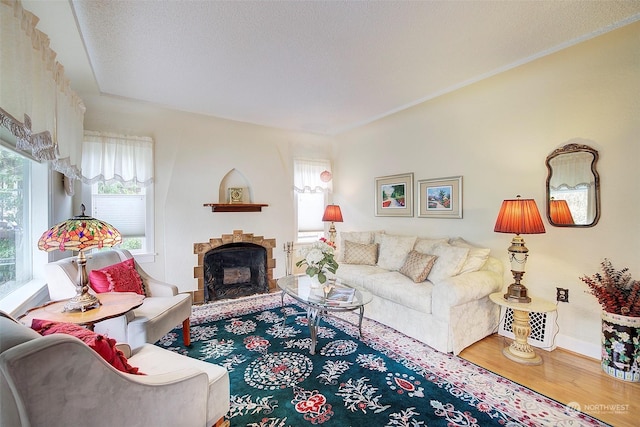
[545,142,600,227]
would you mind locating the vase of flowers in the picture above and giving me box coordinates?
[296,238,339,286]
[580,259,640,382]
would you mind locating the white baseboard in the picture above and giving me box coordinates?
[556,333,601,360]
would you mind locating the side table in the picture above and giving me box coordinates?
[19,292,145,330]
[489,292,557,365]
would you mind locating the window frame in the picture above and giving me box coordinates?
[85,181,155,260]
[293,158,332,243]
[0,140,49,309]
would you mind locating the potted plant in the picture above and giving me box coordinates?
[580,259,640,382]
[296,238,339,286]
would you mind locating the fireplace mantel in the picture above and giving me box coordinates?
[203,203,268,212]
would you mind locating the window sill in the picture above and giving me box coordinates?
[133,252,157,264]
[0,279,49,317]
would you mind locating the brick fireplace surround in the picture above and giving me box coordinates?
[193,230,276,304]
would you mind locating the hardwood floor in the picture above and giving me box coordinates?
[459,334,639,427]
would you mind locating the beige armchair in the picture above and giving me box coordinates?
[45,249,192,350]
[0,312,229,427]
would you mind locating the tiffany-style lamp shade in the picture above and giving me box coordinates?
[38,204,122,312]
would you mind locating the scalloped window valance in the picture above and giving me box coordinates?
[81,131,154,187]
[0,0,85,179]
[294,158,332,193]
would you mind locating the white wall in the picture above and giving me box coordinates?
[81,22,638,358]
[332,22,640,357]
[82,96,333,288]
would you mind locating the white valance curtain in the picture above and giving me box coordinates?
[0,0,85,179]
[82,131,154,187]
[293,158,332,193]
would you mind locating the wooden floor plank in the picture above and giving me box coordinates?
[459,334,639,427]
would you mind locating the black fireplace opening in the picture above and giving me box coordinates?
[203,242,268,301]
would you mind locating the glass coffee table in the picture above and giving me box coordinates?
[277,275,372,355]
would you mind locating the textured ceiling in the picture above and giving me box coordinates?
[24,1,640,135]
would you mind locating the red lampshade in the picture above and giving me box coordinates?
[322,205,343,222]
[494,196,546,235]
[549,199,574,225]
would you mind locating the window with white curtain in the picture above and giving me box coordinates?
[82,132,154,255]
[294,158,331,242]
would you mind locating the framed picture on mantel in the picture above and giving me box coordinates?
[375,173,414,217]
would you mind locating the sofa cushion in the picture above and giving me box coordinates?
[89,258,145,295]
[399,251,438,283]
[31,319,143,375]
[343,240,378,265]
[361,271,433,314]
[337,230,382,261]
[332,263,389,288]
[427,243,470,283]
[450,237,491,274]
[413,237,448,254]
[375,233,417,271]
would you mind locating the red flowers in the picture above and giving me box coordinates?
[580,259,640,317]
[319,237,336,249]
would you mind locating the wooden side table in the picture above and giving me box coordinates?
[489,292,557,365]
[19,292,145,330]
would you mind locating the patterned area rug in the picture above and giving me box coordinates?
[156,293,609,427]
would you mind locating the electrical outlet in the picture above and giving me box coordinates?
[556,287,569,303]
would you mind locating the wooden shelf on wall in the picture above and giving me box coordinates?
[203,203,268,213]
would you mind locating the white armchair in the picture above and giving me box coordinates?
[45,249,192,349]
[0,312,230,427]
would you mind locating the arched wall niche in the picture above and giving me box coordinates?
[219,168,252,203]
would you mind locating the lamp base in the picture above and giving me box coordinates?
[328,222,337,243]
[62,250,101,312]
[503,271,531,303]
[63,292,101,312]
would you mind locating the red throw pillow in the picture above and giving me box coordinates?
[31,319,143,375]
[89,258,145,295]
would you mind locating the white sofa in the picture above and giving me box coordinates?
[45,249,192,350]
[331,231,503,355]
[0,311,229,427]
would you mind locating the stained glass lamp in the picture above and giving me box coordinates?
[38,204,122,312]
[494,196,546,303]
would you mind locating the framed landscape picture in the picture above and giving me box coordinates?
[418,176,462,218]
[375,173,414,217]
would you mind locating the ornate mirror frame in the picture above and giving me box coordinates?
[545,143,600,227]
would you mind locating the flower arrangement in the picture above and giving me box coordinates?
[580,259,640,317]
[295,238,339,284]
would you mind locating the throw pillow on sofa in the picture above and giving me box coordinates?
[426,243,469,283]
[343,240,378,265]
[89,258,145,295]
[375,233,417,271]
[399,251,438,283]
[450,237,491,274]
[31,319,143,375]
